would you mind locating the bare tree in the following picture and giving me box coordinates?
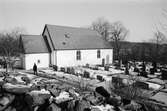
[91,17,110,40]
[0,28,25,72]
[108,21,129,67]
[152,30,166,44]
[91,18,129,67]
[130,45,140,63]
[149,30,166,71]
[161,9,167,34]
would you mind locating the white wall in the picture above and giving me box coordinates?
[51,51,55,65]
[56,49,113,67]
[24,53,49,70]
[20,54,25,69]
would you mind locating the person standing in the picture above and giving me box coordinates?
[33,63,37,75]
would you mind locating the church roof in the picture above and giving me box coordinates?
[44,24,111,50]
[21,24,112,54]
[20,35,49,53]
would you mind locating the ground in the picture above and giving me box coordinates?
[0,65,167,111]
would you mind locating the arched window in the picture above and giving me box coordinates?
[97,50,101,58]
[76,50,81,60]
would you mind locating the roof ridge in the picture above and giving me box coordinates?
[21,34,42,36]
[45,24,94,31]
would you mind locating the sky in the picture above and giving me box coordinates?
[0,0,167,42]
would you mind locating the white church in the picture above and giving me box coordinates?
[20,24,113,70]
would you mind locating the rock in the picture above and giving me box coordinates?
[34,106,39,111]
[75,100,91,111]
[0,93,15,111]
[3,83,31,94]
[106,96,121,106]
[54,91,73,104]
[0,72,8,77]
[4,77,17,84]
[67,100,76,111]
[68,88,79,98]
[91,104,114,111]
[124,100,141,110]
[24,93,34,111]
[91,107,101,111]
[46,103,61,111]
[48,85,61,97]
[0,96,10,106]
[4,106,16,111]
[86,95,103,105]
[122,98,131,105]
[31,84,46,91]
[26,89,51,106]
[49,89,60,97]
[0,72,4,77]
[0,77,5,86]
[36,99,50,111]
[9,94,31,111]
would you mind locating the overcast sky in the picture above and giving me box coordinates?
[0,0,167,42]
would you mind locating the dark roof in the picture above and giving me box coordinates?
[21,35,49,53]
[45,24,111,50]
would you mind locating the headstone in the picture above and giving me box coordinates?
[162,68,167,80]
[53,65,58,71]
[60,67,65,72]
[83,71,90,78]
[96,75,104,82]
[67,67,71,74]
[102,59,105,67]
[104,66,109,71]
